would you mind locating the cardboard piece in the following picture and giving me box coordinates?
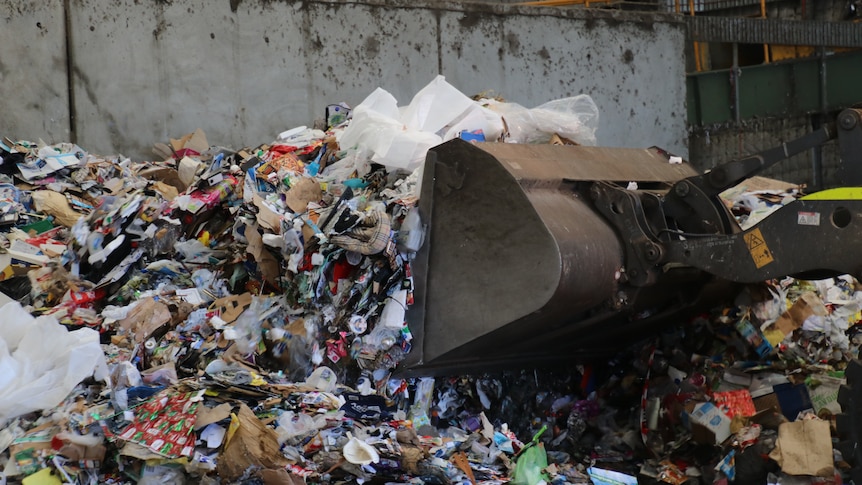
[688,402,732,444]
[753,392,781,414]
[136,166,187,193]
[728,176,798,194]
[194,402,233,430]
[170,129,209,156]
[9,422,58,457]
[260,468,305,485]
[118,297,172,343]
[211,293,253,324]
[30,191,82,228]
[285,177,322,213]
[245,222,280,286]
[764,291,828,346]
[730,407,785,435]
[452,451,477,485]
[152,181,179,201]
[118,441,165,461]
[550,133,580,146]
[178,156,203,186]
[152,142,174,160]
[58,442,107,462]
[216,403,289,481]
[253,194,283,232]
[769,419,833,477]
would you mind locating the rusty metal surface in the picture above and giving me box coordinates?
[478,143,697,185]
[406,139,627,371]
[686,16,862,47]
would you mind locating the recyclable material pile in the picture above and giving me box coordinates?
[0,76,599,485]
[0,75,858,485]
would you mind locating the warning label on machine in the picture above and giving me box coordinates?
[744,228,774,269]
[797,211,820,226]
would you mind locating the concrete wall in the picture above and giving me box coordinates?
[1,1,70,142]
[2,1,687,160]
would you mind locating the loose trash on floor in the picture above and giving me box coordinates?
[0,76,857,485]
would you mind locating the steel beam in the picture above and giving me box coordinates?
[686,16,862,47]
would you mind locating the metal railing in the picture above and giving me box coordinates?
[514,0,781,13]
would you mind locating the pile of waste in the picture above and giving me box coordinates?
[0,75,857,485]
[0,76,600,484]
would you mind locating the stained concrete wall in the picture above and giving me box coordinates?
[2,1,687,161]
[1,1,70,142]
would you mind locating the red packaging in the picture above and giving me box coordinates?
[713,389,756,419]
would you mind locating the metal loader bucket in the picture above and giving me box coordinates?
[401,139,702,375]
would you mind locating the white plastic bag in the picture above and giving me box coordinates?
[337,97,440,172]
[441,103,506,142]
[275,411,325,444]
[336,76,505,172]
[400,75,476,133]
[487,95,600,146]
[0,301,108,425]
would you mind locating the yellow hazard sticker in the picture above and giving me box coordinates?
[743,227,774,269]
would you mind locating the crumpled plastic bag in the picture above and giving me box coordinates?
[336,75,505,172]
[275,410,327,445]
[511,442,549,485]
[486,94,599,146]
[0,301,108,425]
[337,87,441,172]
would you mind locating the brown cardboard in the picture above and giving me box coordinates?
[245,221,280,286]
[8,422,58,456]
[452,451,477,485]
[118,297,172,343]
[769,419,833,477]
[765,291,827,345]
[194,402,233,430]
[118,442,165,460]
[284,177,322,213]
[178,156,203,186]
[211,293,253,324]
[732,176,798,193]
[550,133,580,146]
[170,128,209,155]
[252,194,283,232]
[216,403,289,481]
[260,469,304,485]
[136,166,187,193]
[151,181,179,201]
[753,392,781,413]
[58,442,107,462]
[30,191,82,228]
[152,142,174,161]
[731,408,785,434]
[690,421,717,446]
[749,407,788,430]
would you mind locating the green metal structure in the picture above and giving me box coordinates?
[688,49,862,126]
